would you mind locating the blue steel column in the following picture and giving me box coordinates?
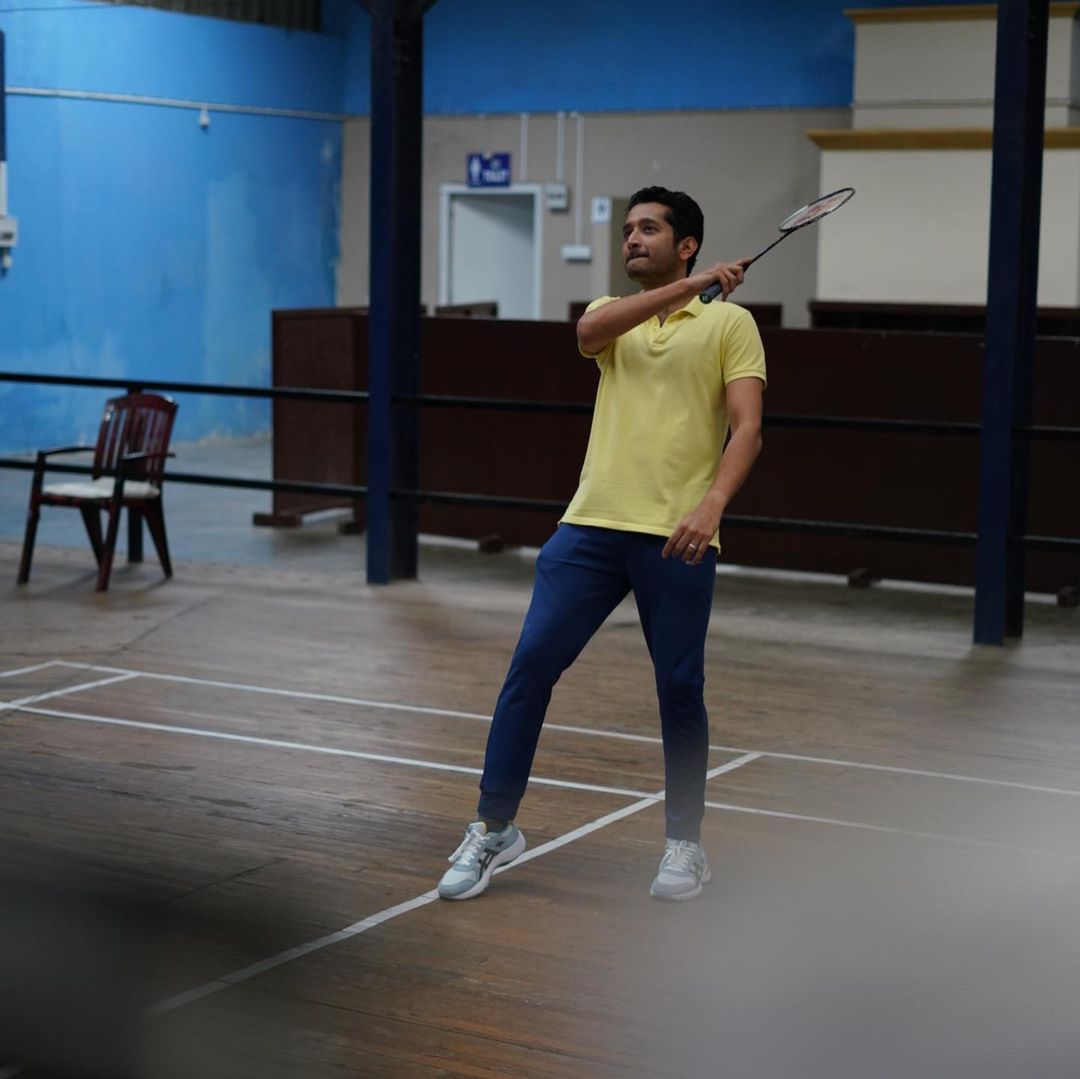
[366,1,424,583]
[974,0,1049,644]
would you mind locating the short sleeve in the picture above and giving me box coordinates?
[720,307,767,389]
[578,296,617,363]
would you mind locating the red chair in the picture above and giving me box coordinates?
[17,393,178,592]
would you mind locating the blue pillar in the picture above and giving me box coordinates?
[366,1,429,583]
[974,0,1049,644]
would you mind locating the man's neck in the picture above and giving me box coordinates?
[641,273,692,325]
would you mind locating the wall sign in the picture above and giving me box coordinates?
[467,152,512,187]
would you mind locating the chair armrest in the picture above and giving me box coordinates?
[28,444,96,494]
[118,450,174,477]
[111,451,175,495]
[120,450,175,465]
[37,444,94,460]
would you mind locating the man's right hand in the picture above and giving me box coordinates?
[578,256,752,355]
[689,257,752,301]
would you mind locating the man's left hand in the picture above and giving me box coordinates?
[662,503,722,564]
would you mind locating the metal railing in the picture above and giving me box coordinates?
[1,370,1078,551]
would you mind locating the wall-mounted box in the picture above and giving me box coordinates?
[545,183,569,211]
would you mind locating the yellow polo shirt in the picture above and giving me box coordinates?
[560,296,766,549]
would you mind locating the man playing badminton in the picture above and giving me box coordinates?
[439,187,766,901]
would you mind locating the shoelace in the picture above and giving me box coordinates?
[448,827,489,867]
[661,841,698,874]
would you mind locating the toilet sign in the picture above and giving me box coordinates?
[466,152,511,187]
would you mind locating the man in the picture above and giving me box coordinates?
[438,186,766,902]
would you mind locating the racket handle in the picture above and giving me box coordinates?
[699,281,724,304]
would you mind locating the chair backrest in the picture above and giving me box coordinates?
[92,393,178,487]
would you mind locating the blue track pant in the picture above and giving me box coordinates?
[478,523,717,840]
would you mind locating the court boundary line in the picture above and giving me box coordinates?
[148,753,761,1015]
[11,704,658,801]
[5,662,1079,862]
[0,660,66,680]
[11,701,1075,863]
[701,799,1074,859]
[45,660,1080,800]
[0,673,139,713]
[7,676,1078,1016]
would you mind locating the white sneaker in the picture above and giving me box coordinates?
[438,821,526,900]
[649,839,711,901]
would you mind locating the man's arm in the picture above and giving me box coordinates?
[662,376,764,563]
[577,259,750,355]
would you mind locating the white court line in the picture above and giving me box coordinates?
[702,800,1077,860]
[507,753,762,871]
[0,673,139,713]
[707,745,1080,800]
[14,705,655,801]
[48,661,1080,801]
[17,678,1080,1018]
[18,699,1074,863]
[149,752,762,1015]
[0,659,65,680]
[51,661,492,721]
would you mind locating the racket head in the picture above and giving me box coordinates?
[778,187,855,234]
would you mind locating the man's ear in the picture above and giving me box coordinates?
[679,236,699,266]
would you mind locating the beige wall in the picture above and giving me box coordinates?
[339,108,849,327]
[852,11,1080,129]
[815,9,1080,307]
[817,147,1080,306]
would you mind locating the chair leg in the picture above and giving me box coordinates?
[143,500,172,578]
[17,500,41,585]
[97,502,122,592]
[127,507,144,564]
[80,506,105,566]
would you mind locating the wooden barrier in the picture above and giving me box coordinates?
[264,310,1080,593]
[434,302,498,318]
[254,308,368,529]
[810,300,1080,337]
[570,301,783,327]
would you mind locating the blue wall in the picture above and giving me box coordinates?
[417,0,978,115]
[0,0,346,451]
[343,0,981,116]
[1,0,981,452]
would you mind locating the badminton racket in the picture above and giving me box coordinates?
[700,187,855,304]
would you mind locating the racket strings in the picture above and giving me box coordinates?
[780,187,855,231]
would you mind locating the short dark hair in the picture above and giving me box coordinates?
[627,186,705,274]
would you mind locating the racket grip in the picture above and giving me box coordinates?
[699,281,725,304]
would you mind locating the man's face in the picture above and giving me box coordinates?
[622,202,691,282]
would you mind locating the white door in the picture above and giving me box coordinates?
[442,188,541,319]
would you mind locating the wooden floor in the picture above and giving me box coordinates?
[2,540,1080,1078]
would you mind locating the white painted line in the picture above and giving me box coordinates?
[13,705,659,801]
[506,753,763,871]
[151,753,763,1015]
[56,662,669,745]
[15,694,1070,862]
[702,799,1077,860]
[504,795,663,872]
[50,662,492,721]
[149,889,441,1015]
[707,753,765,781]
[49,661,1080,800]
[708,744,1080,800]
[0,659,64,679]
[0,673,139,713]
